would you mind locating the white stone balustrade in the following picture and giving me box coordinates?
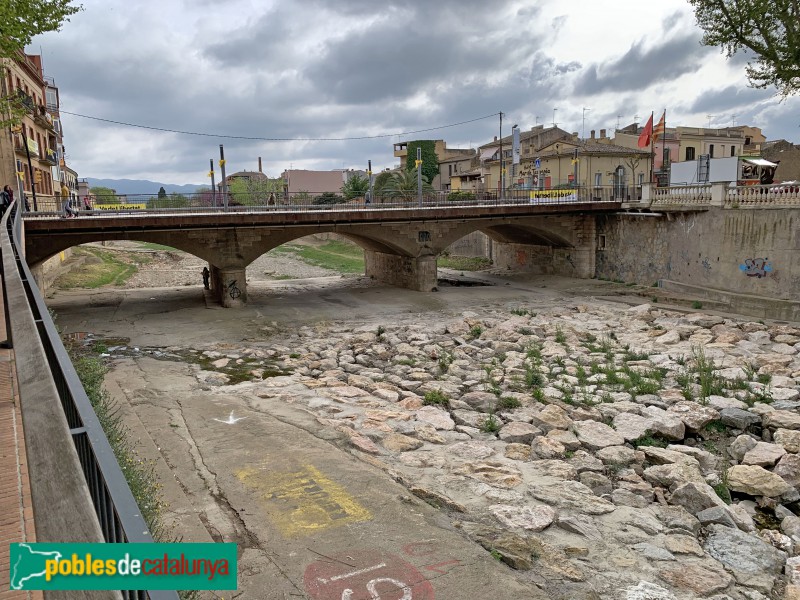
[650,185,712,207]
[725,184,800,208]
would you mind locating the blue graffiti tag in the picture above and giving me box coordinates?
[739,258,772,278]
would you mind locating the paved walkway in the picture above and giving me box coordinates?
[0,294,41,599]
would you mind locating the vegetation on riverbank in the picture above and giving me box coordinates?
[54,246,149,288]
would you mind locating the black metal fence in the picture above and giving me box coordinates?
[29,187,627,218]
[4,202,179,600]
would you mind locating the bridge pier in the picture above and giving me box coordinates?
[211,266,247,307]
[364,251,438,292]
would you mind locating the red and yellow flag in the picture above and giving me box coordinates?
[637,113,653,148]
[653,110,666,143]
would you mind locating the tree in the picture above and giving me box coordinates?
[157,186,167,199]
[228,176,285,206]
[689,0,799,96]
[341,173,369,200]
[382,169,434,200]
[405,140,439,186]
[373,171,393,198]
[148,192,188,209]
[0,1,82,126]
[89,186,117,204]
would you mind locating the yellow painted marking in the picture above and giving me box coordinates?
[236,463,371,537]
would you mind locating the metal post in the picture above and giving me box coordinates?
[21,129,38,211]
[499,112,504,202]
[219,145,228,209]
[367,159,373,206]
[416,147,422,206]
[209,159,216,208]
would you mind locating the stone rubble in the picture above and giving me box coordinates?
[168,301,800,599]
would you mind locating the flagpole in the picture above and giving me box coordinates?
[662,109,667,186]
[649,111,654,184]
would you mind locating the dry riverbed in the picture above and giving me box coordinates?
[47,246,800,600]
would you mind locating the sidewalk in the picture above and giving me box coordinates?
[0,300,41,599]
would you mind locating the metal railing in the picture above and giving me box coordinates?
[4,202,178,600]
[24,188,623,218]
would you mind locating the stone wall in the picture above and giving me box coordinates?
[31,248,73,296]
[364,250,437,292]
[596,207,800,304]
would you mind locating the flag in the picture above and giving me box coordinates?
[653,110,666,143]
[637,113,653,148]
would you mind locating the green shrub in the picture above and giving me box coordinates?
[480,414,501,433]
[423,389,450,407]
[497,396,521,410]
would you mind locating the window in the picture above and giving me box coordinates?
[594,172,602,187]
[45,88,57,108]
[597,234,607,250]
[731,146,735,157]
[745,137,751,145]
[663,148,671,166]
[448,165,452,176]
[709,144,715,158]
[638,173,644,186]
[686,147,696,161]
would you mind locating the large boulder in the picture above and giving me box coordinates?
[703,523,786,593]
[727,464,793,497]
[572,420,625,450]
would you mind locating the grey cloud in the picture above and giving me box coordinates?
[688,85,774,113]
[573,32,714,95]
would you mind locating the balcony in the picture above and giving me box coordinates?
[34,105,55,130]
[14,135,39,158]
[15,89,34,112]
[39,147,57,165]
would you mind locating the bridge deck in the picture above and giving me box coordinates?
[0,289,41,599]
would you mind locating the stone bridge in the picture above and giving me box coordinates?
[23,203,620,307]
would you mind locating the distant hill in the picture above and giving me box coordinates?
[86,178,204,195]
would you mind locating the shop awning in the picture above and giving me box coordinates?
[742,158,777,167]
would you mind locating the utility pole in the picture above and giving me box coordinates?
[367,159,373,205]
[20,129,37,211]
[416,147,422,206]
[499,112,504,201]
[219,144,228,209]
[209,159,216,207]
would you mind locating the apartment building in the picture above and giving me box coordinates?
[0,52,72,211]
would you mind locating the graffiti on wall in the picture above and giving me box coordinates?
[739,258,772,278]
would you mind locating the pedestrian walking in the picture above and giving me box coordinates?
[83,196,92,211]
[62,184,77,218]
[202,266,210,290]
[1,185,13,216]
[267,192,276,206]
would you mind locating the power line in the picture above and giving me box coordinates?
[58,110,500,142]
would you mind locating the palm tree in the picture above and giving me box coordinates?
[382,169,434,200]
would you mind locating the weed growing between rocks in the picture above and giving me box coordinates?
[423,389,450,408]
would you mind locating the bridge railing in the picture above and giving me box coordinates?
[2,202,178,600]
[651,185,713,207]
[28,188,623,217]
[725,183,800,207]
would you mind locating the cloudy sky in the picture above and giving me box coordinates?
[30,0,800,185]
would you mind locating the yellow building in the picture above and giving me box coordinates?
[475,126,651,199]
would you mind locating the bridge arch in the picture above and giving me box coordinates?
[25,209,601,307]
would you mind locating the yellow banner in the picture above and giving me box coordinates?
[529,189,577,201]
[94,203,147,210]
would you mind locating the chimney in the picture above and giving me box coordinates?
[600,129,606,138]
[590,130,596,139]
[258,157,262,173]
